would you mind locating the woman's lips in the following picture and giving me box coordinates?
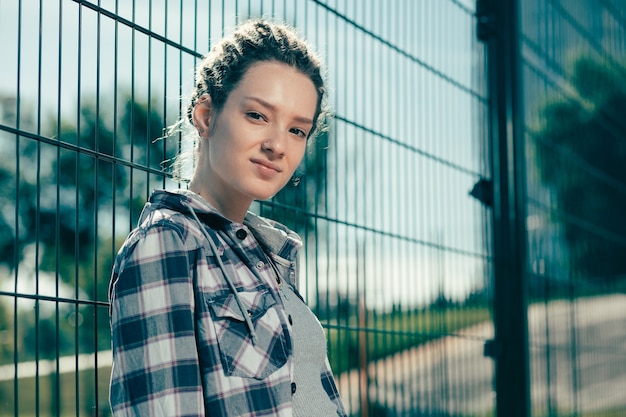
[251,158,282,178]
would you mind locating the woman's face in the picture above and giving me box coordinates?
[194,61,318,220]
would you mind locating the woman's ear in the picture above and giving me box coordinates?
[192,94,213,137]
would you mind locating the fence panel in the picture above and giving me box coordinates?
[0,1,491,416]
[520,0,626,415]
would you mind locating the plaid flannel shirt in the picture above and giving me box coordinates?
[109,190,346,416]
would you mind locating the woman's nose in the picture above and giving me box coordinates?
[261,130,286,156]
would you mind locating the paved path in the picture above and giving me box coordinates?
[528,295,626,414]
[337,294,626,416]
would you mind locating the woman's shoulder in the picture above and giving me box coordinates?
[122,190,212,250]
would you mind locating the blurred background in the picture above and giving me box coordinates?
[0,0,624,416]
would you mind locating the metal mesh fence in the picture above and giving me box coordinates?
[520,0,626,415]
[0,1,491,416]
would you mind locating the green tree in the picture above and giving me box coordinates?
[532,55,626,285]
[0,95,166,360]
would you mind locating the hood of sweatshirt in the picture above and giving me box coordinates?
[140,189,303,284]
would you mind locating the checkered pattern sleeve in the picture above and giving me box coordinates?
[109,222,205,417]
[322,357,348,416]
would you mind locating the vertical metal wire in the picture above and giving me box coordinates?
[74,2,83,415]
[54,1,64,414]
[93,0,103,412]
[301,0,310,241]
[390,2,401,413]
[146,0,153,197]
[372,2,386,407]
[33,3,42,414]
[34,0,44,412]
[320,0,333,388]
[447,2,459,411]
[357,3,369,410]
[177,0,184,195]
[367,2,379,409]
[422,2,432,415]
[408,2,420,411]
[110,22,123,417]
[169,0,177,190]
[128,0,136,232]
[112,0,120,331]
[12,1,23,415]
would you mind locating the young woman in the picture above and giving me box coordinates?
[108,19,346,416]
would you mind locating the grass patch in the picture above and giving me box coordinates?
[0,366,111,417]
[326,305,491,375]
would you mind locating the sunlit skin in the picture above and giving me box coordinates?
[189,61,318,223]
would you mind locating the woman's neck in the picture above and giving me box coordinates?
[188,180,249,223]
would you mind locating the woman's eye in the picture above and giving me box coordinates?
[246,111,265,121]
[290,128,307,138]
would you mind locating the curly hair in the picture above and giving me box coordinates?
[187,19,327,137]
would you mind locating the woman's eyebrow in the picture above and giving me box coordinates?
[244,96,314,125]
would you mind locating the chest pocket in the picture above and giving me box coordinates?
[205,289,289,380]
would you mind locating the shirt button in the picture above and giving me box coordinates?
[291,382,297,394]
[288,315,293,325]
[255,261,264,270]
[235,229,247,239]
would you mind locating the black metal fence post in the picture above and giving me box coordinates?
[477,0,530,416]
